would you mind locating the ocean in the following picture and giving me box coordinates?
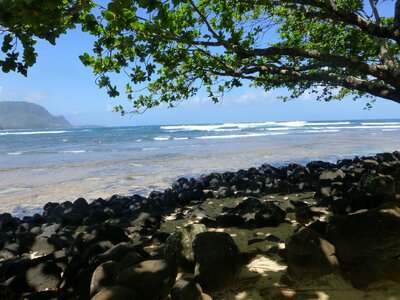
[1,119,399,217]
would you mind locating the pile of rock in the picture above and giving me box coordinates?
[279,151,400,289]
[0,151,399,298]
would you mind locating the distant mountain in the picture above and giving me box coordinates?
[0,101,72,130]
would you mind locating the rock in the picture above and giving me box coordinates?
[221,198,286,227]
[82,241,115,264]
[222,197,262,222]
[277,199,308,213]
[164,224,206,270]
[0,285,17,299]
[70,268,92,297]
[170,275,203,300]
[254,202,286,227]
[285,227,338,280]
[117,259,177,299]
[216,186,232,198]
[20,290,61,300]
[30,236,57,257]
[295,206,325,224]
[91,286,140,300]
[90,261,120,297]
[162,188,178,207]
[361,159,379,169]
[5,262,62,293]
[192,232,242,292]
[286,164,309,183]
[187,206,210,221]
[85,208,108,225]
[60,212,84,226]
[0,243,20,260]
[48,233,74,249]
[344,259,400,290]
[327,202,400,264]
[359,173,396,199]
[319,169,345,182]
[215,214,245,227]
[40,224,60,238]
[87,224,129,245]
[119,251,144,268]
[0,213,16,232]
[89,242,137,268]
[130,212,161,234]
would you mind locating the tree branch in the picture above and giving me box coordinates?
[187,0,230,48]
[395,0,400,25]
[237,46,400,89]
[212,63,400,104]
[258,0,400,43]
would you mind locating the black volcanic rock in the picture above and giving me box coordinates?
[0,101,71,129]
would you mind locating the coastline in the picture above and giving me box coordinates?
[0,151,399,299]
[2,119,400,217]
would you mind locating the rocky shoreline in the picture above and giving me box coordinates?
[0,151,400,299]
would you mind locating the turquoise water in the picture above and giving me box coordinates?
[1,119,399,216]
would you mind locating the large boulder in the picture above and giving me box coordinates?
[5,261,62,293]
[285,227,338,280]
[90,261,120,297]
[192,232,242,292]
[116,259,177,299]
[327,203,400,264]
[91,286,140,300]
[327,202,400,289]
[170,275,203,300]
[164,224,206,270]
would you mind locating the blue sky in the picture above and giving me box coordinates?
[1,5,400,126]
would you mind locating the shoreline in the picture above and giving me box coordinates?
[2,119,400,218]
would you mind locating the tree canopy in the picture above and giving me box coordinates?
[2,0,400,113]
[0,0,91,75]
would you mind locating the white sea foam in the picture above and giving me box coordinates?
[0,187,29,195]
[161,125,222,131]
[213,128,242,132]
[6,152,23,155]
[154,137,170,141]
[361,122,400,126]
[266,127,294,131]
[142,147,159,151]
[276,121,307,127]
[305,122,350,126]
[196,132,288,139]
[0,130,69,136]
[222,122,277,128]
[135,139,142,142]
[162,122,277,132]
[305,130,341,133]
[173,137,189,140]
[58,150,86,154]
[326,125,400,130]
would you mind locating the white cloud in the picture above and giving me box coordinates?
[222,90,279,106]
[24,90,48,103]
[178,90,279,109]
[71,110,81,115]
[106,104,114,112]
